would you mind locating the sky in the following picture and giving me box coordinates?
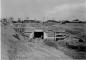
[1,0,86,21]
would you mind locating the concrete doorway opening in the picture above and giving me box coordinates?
[29,29,48,39]
[33,32,44,39]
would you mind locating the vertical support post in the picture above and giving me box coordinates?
[54,32,55,41]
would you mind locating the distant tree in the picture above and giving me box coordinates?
[18,18,22,23]
[72,19,83,23]
[73,19,79,21]
[1,18,8,26]
[61,20,70,24]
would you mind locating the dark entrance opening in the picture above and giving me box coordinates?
[33,32,44,39]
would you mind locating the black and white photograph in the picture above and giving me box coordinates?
[1,0,86,60]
